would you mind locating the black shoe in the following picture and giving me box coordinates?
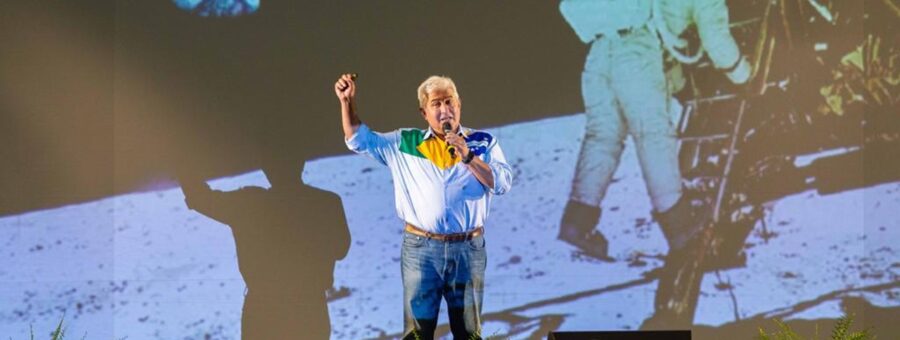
[557,200,613,261]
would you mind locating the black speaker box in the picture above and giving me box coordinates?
[548,330,690,340]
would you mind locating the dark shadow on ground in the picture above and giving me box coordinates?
[179,158,350,339]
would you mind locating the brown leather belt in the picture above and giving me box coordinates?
[404,223,483,242]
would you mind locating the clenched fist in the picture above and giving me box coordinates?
[334,73,357,103]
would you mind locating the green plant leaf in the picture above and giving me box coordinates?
[49,314,66,340]
[832,315,852,340]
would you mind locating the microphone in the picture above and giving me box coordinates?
[442,122,455,158]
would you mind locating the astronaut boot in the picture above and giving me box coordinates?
[656,195,712,254]
[557,200,612,261]
[640,195,714,330]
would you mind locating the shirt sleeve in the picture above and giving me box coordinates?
[344,124,398,166]
[485,137,513,195]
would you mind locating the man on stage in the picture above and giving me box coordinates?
[335,74,513,339]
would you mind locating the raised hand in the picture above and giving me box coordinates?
[334,73,357,103]
[336,73,361,139]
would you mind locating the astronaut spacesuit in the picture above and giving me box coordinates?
[558,0,754,329]
[558,0,696,260]
[557,0,750,261]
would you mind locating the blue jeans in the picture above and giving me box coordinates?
[401,232,487,340]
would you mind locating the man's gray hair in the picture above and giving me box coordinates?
[417,75,460,108]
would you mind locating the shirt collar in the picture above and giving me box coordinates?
[424,125,469,140]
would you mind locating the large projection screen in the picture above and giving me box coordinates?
[1,0,898,339]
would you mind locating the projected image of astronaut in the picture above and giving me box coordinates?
[173,0,260,17]
[557,0,753,329]
[557,0,706,265]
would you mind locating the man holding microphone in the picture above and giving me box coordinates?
[335,73,512,339]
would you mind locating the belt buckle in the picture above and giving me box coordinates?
[444,231,469,242]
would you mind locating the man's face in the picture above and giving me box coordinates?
[420,88,461,136]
